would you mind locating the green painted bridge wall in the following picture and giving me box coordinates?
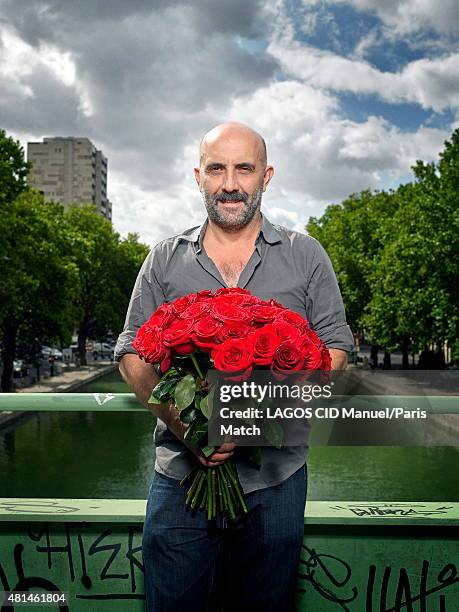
[0,500,458,611]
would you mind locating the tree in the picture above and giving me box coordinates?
[308,129,459,367]
[0,128,30,206]
[363,132,459,365]
[63,206,149,365]
[307,190,399,333]
[114,232,150,305]
[0,190,77,391]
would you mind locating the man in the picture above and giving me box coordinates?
[115,122,354,611]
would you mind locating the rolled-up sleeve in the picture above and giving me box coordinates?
[305,240,354,352]
[114,247,166,362]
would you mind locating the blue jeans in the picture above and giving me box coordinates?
[142,463,307,612]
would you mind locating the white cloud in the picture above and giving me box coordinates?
[224,80,448,232]
[0,25,93,116]
[110,171,205,246]
[335,0,459,36]
[0,1,456,247]
[353,29,379,59]
[268,34,459,112]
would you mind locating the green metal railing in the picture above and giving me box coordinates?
[0,393,458,610]
[1,392,458,412]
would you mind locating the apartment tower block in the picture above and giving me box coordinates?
[27,137,112,221]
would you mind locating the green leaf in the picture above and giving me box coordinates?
[174,374,196,411]
[200,395,210,419]
[180,405,199,424]
[206,385,216,418]
[162,368,180,380]
[147,392,161,404]
[194,419,209,446]
[150,375,180,403]
[201,445,215,457]
[262,420,284,449]
[247,446,262,468]
[184,415,208,448]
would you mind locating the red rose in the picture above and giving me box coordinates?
[171,293,197,315]
[301,325,322,347]
[133,325,171,372]
[193,316,223,351]
[273,320,301,342]
[252,324,282,365]
[245,294,265,306]
[276,309,309,332]
[181,301,210,321]
[212,337,254,381]
[271,340,304,379]
[320,344,332,370]
[297,334,331,369]
[146,303,176,331]
[301,343,323,370]
[212,301,250,323]
[219,320,252,341]
[250,305,281,324]
[214,287,251,297]
[195,290,213,300]
[213,289,256,306]
[163,319,195,355]
[267,298,286,309]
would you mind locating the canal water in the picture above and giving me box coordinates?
[0,370,458,501]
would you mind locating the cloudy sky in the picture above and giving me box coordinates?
[1,0,458,245]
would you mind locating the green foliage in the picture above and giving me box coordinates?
[307,190,399,331]
[0,129,30,206]
[0,190,77,389]
[149,371,182,404]
[362,182,458,351]
[62,205,149,364]
[0,190,76,337]
[174,374,196,410]
[307,128,459,356]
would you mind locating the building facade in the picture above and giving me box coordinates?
[27,137,112,221]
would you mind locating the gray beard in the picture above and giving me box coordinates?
[201,186,263,230]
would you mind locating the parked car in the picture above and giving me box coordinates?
[92,342,114,360]
[41,345,53,359]
[51,348,63,361]
[13,359,29,378]
[41,346,63,361]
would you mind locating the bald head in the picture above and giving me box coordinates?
[199,122,267,167]
[194,121,274,231]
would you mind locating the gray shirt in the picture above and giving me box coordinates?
[115,213,354,494]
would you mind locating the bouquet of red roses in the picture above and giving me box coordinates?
[133,287,331,520]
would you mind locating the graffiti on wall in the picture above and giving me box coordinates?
[329,502,455,518]
[298,543,458,611]
[0,522,144,610]
[0,517,457,611]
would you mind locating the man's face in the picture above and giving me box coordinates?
[195,130,273,230]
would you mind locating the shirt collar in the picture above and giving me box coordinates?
[178,212,282,253]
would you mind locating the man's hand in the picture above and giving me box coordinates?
[185,441,236,468]
[118,354,236,468]
[329,348,348,371]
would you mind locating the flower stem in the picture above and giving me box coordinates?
[219,468,236,519]
[190,352,204,380]
[207,469,212,520]
[223,461,248,514]
[191,471,206,509]
[180,466,198,487]
[186,470,203,506]
[212,469,216,517]
[217,470,223,513]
